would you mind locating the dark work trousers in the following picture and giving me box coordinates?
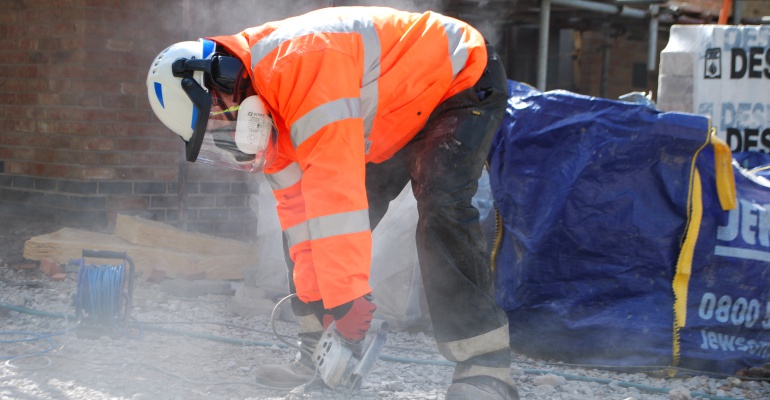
[365,45,512,379]
[286,45,512,378]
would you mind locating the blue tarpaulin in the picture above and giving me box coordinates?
[489,81,769,374]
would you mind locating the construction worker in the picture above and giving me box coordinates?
[146,6,516,399]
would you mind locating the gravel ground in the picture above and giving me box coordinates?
[1,215,769,400]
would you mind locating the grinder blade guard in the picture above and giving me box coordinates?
[312,320,389,391]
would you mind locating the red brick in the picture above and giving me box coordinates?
[13,120,35,133]
[45,164,73,179]
[22,133,49,147]
[105,38,133,52]
[51,22,84,36]
[117,138,153,152]
[117,110,150,123]
[119,82,144,95]
[40,258,63,277]
[80,167,117,180]
[106,195,148,211]
[2,132,22,145]
[98,123,132,137]
[102,94,136,109]
[16,93,38,105]
[116,167,153,180]
[13,263,37,270]
[82,137,116,151]
[0,13,18,24]
[16,148,56,162]
[152,167,179,181]
[58,121,101,135]
[8,161,46,176]
[51,273,67,281]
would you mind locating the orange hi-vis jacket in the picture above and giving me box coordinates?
[210,7,488,309]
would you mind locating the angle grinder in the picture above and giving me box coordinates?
[312,319,389,391]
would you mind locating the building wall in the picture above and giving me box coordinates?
[0,0,753,238]
[0,0,328,238]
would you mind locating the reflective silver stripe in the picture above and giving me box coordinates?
[265,162,302,191]
[249,14,381,150]
[359,24,381,150]
[360,83,377,153]
[307,209,370,241]
[284,209,370,248]
[437,15,469,80]
[452,364,516,387]
[437,324,510,362]
[296,314,324,334]
[291,98,362,148]
[251,16,378,70]
[284,222,311,248]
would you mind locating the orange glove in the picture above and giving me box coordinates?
[327,294,376,342]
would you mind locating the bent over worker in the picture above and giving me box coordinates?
[146,6,516,399]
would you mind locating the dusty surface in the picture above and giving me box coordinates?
[1,215,769,400]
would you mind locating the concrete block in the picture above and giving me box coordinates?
[160,279,201,297]
[659,52,694,77]
[228,296,276,318]
[657,76,694,113]
[64,260,82,273]
[243,267,259,287]
[234,285,267,299]
[160,279,234,297]
[195,280,234,295]
[51,273,67,281]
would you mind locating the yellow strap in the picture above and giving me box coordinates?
[710,130,737,211]
[673,170,702,329]
[672,169,702,369]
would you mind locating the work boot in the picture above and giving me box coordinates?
[253,333,325,390]
[445,376,520,400]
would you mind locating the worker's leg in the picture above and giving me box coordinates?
[405,46,518,399]
[254,157,410,389]
[253,235,326,389]
[365,154,411,230]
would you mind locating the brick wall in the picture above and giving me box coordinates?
[0,0,272,239]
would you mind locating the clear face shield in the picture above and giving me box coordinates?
[196,92,277,173]
[171,51,276,173]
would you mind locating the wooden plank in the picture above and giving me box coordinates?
[114,214,256,256]
[23,228,255,280]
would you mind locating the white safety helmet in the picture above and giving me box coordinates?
[146,39,276,173]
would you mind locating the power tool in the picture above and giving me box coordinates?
[311,320,389,391]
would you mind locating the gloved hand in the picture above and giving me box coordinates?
[327,293,376,342]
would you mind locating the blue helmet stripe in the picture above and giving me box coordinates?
[191,106,198,130]
[202,39,215,59]
[154,82,164,108]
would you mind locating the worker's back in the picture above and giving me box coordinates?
[211,6,488,163]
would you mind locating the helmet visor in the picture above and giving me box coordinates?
[196,92,276,173]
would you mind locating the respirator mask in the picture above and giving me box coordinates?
[196,91,277,173]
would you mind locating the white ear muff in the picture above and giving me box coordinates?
[234,95,272,155]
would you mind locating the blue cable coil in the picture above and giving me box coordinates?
[75,261,126,327]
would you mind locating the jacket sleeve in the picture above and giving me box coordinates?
[261,46,373,309]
